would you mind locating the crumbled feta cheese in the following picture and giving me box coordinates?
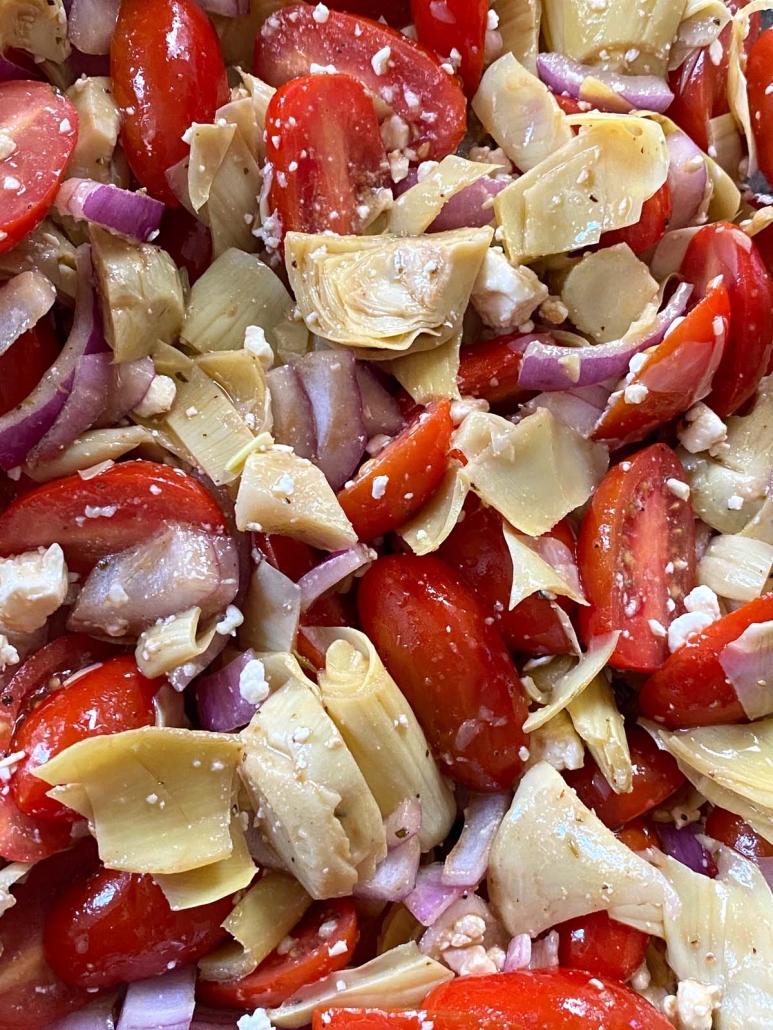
[538,295,569,325]
[310,63,338,74]
[0,130,16,161]
[0,635,18,672]
[238,1009,275,1030]
[312,2,330,21]
[450,396,489,426]
[467,145,513,173]
[667,586,721,653]
[664,979,720,1030]
[372,475,389,499]
[244,325,274,369]
[471,248,548,330]
[648,619,667,638]
[380,113,410,153]
[271,473,295,499]
[486,8,499,30]
[727,494,744,510]
[444,944,499,977]
[328,939,348,956]
[133,375,177,417]
[624,382,649,405]
[371,46,391,75]
[665,477,690,501]
[678,402,727,454]
[388,150,410,183]
[216,605,244,636]
[0,545,68,634]
[240,659,270,706]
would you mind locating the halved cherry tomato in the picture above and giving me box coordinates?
[266,74,388,237]
[0,839,98,1030]
[425,969,673,1030]
[552,93,584,116]
[592,282,730,448]
[0,81,78,254]
[157,207,213,285]
[747,29,773,187]
[314,1011,509,1030]
[565,726,685,829]
[577,444,696,673]
[616,817,659,852]
[680,222,773,416]
[338,400,452,541]
[255,5,467,161]
[439,497,577,656]
[638,594,773,728]
[111,0,228,204]
[411,0,488,96]
[327,0,412,25]
[358,553,530,790]
[599,182,673,255]
[705,806,773,860]
[556,910,649,982]
[198,899,358,1010]
[0,317,59,418]
[0,790,72,863]
[11,656,160,821]
[44,866,233,988]
[0,460,227,572]
[457,334,530,405]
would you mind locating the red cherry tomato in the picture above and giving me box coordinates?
[747,29,773,187]
[10,656,159,821]
[338,400,452,541]
[577,444,696,673]
[0,81,78,254]
[0,789,72,863]
[556,910,649,983]
[0,460,227,572]
[157,207,213,285]
[411,0,488,96]
[680,222,773,417]
[439,497,577,656]
[265,74,388,237]
[0,839,98,1030]
[358,553,530,791]
[638,594,773,728]
[599,182,673,255]
[425,969,673,1030]
[111,0,228,204]
[255,5,467,161]
[705,806,773,860]
[326,0,412,24]
[616,817,659,852]
[0,318,59,418]
[552,93,584,116]
[457,334,530,405]
[44,866,232,988]
[592,282,730,449]
[565,726,685,829]
[198,899,358,1009]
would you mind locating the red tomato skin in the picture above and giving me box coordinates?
[0,317,59,417]
[44,867,233,988]
[705,807,773,860]
[326,0,412,24]
[265,74,388,237]
[0,789,72,863]
[0,460,227,572]
[565,726,685,829]
[111,0,228,204]
[439,498,576,656]
[748,29,773,187]
[314,1011,511,1030]
[411,0,488,96]
[11,656,160,821]
[456,335,530,405]
[577,445,696,673]
[358,553,530,791]
[0,81,78,254]
[198,899,359,1010]
[556,910,649,983]
[681,222,773,417]
[599,182,673,255]
[638,594,773,728]
[425,969,673,1030]
[338,400,453,541]
[616,817,659,852]
[255,5,466,161]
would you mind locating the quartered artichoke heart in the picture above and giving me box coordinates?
[285,228,493,355]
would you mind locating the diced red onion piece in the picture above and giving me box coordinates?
[441,791,510,888]
[529,930,560,969]
[116,965,196,1030]
[197,649,262,732]
[0,52,44,80]
[27,351,112,463]
[517,283,693,392]
[523,387,610,438]
[656,822,716,878]
[384,798,422,849]
[536,52,674,113]
[0,269,56,358]
[168,632,229,692]
[718,621,773,721]
[666,130,710,231]
[194,0,249,13]
[355,364,404,438]
[44,993,118,1029]
[504,934,532,972]
[297,544,372,613]
[267,364,316,461]
[353,835,421,901]
[96,357,156,427]
[293,350,367,491]
[429,177,509,232]
[68,0,120,54]
[404,863,465,925]
[56,179,165,243]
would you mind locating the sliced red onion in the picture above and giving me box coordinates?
[529,929,560,969]
[718,621,773,721]
[403,863,466,926]
[197,649,262,732]
[96,357,155,427]
[517,283,694,392]
[27,351,112,463]
[666,130,710,231]
[168,632,228,692]
[0,269,56,358]
[194,0,250,13]
[68,0,120,54]
[441,791,511,888]
[45,994,118,1029]
[353,835,421,901]
[0,52,44,81]
[116,965,196,1030]
[536,52,674,113]
[355,364,404,438]
[68,527,239,639]
[656,822,716,878]
[297,544,372,613]
[293,350,367,491]
[648,228,702,281]
[523,386,610,438]
[0,246,107,470]
[504,934,532,972]
[384,798,422,849]
[429,177,509,232]
[267,364,316,461]
[56,179,165,243]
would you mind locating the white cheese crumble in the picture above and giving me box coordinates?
[678,402,727,454]
[238,1009,275,1030]
[667,586,721,653]
[0,635,18,672]
[372,475,389,499]
[624,382,649,405]
[244,325,274,369]
[312,2,330,22]
[471,248,548,330]
[0,545,68,634]
[371,46,391,75]
[665,477,690,501]
[133,375,177,417]
[239,659,270,706]
[664,979,720,1030]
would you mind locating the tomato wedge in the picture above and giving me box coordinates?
[592,281,730,448]
[680,222,773,417]
[313,1012,510,1030]
[0,790,72,864]
[747,28,773,187]
[255,5,467,161]
[638,594,773,728]
[599,182,673,255]
[327,0,412,25]
[555,910,649,983]
[457,335,530,405]
[577,445,696,673]
[0,81,78,254]
[0,318,60,418]
[265,74,388,237]
[705,807,773,860]
[411,0,488,96]
[0,460,227,572]
[198,899,358,1010]
[338,400,452,541]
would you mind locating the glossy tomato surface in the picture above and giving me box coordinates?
[705,807,773,860]
[748,29,773,187]
[599,182,672,255]
[0,318,59,418]
[411,0,488,96]
[456,335,529,405]
[556,910,649,983]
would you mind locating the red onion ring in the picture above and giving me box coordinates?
[56,179,165,243]
[537,52,674,113]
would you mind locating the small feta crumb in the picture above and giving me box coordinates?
[0,635,19,672]
[381,113,410,152]
[665,477,690,501]
[310,63,338,75]
[486,8,499,29]
[146,793,159,805]
[371,46,391,75]
[216,605,244,636]
[665,979,720,1030]
[244,325,274,369]
[312,2,330,21]
[372,475,389,499]
[0,544,68,634]
[678,402,727,454]
[238,1009,275,1030]
[727,494,744,510]
[106,582,130,606]
[328,939,348,956]
[271,473,295,499]
[648,619,667,638]
[668,586,721,653]
[59,118,71,133]
[388,150,410,183]
[624,382,649,405]
[134,375,177,418]
[240,659,270,706]
[538,295,569,325]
